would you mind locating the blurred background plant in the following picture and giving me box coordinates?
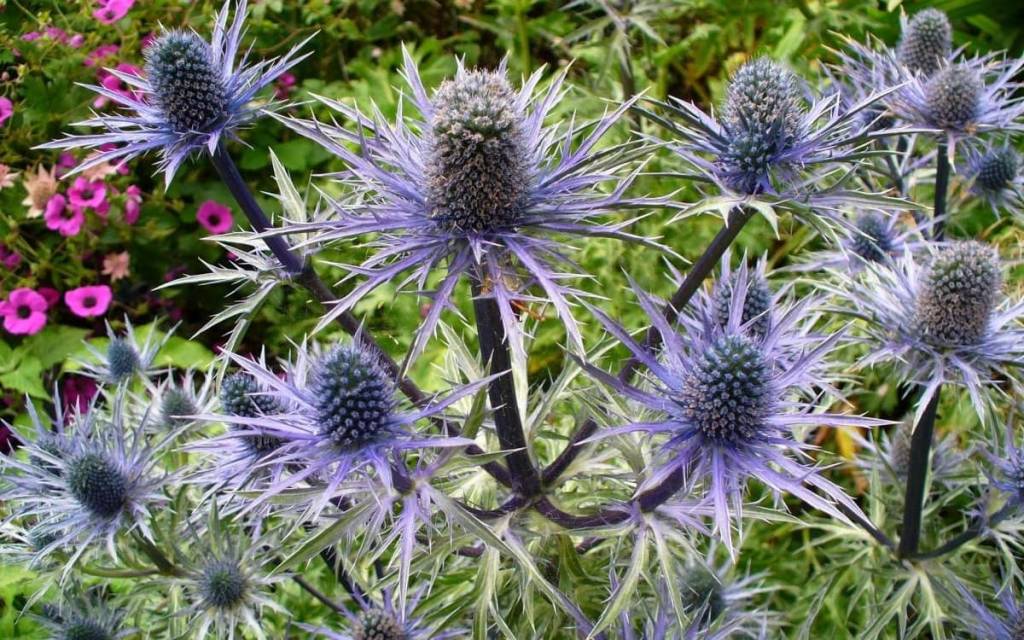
[1,0,1023,637]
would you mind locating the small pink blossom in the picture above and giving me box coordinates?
[196,200,234,234]
[69,34,85,48]
[21,32,42,42]
[68,177,107,211]
[124,185,142,224]
[0,288,48,336]
[93,63,143,109]
[44,194,85,237]
[84,44,119,67]
[102,251,131,281]
[93,0,134,25]
[0,164,18,190]
[44,27,69,44]
[65,285,112,318]
[0,98,13,126]
[140,32,157,50]
[0,244,21,270]
[275,72,297,100]
[38,287,60,309]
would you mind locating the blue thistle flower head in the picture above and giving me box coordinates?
[160,386,197,429]
[198,558,249,609]
[925,65,983,130]
[106,338,140,383]
[965,143,1024,217]
[952,579,1024,640]
[680,567,728,627]
[0,391,169,578]
[310,344,396,450]
[912,241,1001,347]
[274,49,665,363]
[200,341,485,519]
[841,241,1024,422]
[897,9,953,77]
[849,211,896,263]
[37,1,311,185]
[711,269,773,338]
[299,587,463,640]
[583,281,882,553]
[36,593,128,640]
[645,54,899,222]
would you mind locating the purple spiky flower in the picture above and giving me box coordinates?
[897,9,953,77]
[964,142,1024,218]
[0,390,170,578]
[271,49,662,361]
[299,586,462,640]
[582,273,882,552]
[36,1,311,185]
[202,340,487,519]
[842,241,1024,421]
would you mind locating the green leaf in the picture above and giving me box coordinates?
[0,356,47,398]
[22,325,89,370]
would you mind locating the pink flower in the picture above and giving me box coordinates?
[124,185,142,224]
[62,375,98,417]
[44,194,85,237]
[0,98,13,126]
[44,27,69,44]
[84,44,119,67]
[69,34,85,48]
[38,287,60,309]
[140,32,157,51]
[68,177,107,211]
[93,0,134,25]
[275,72,297,100]
[21,32,42,42]
[0,243,21,270]
[196,200,234,234]
[64,285,112,318]
[0,288,48,336]
[102,251,131,281]
[93,63,143,108]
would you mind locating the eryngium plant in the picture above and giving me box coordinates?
[13,2,1024,638]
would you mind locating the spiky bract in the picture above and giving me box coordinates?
[37,1,311,184]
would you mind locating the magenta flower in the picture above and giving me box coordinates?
[61,375,99,417]
[44,194,85,237]
[69,34,85,48]
[274,72,297,100]
[64,285,113,318]
[124,185,142,224]
[68,177,107,211]
[92,0,134,25]
[38,287,60,309]
[0,288,48,336]
[21,32,41,42]
[0,244,21,270]
[196,200,233,234]
[93,63,143,109]
[0,98,13,126]
[84,44,119,67]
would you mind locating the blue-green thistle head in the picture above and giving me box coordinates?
[913,241,1001,346]
[679,334,773,444]
[850,212,895,263]
[310,345,395,450]
[63,618,112,640]
[106,338,140,382]
[66,452,129,519]
[974,147,1019,195]
[712,272,772,337]
[354,608,407,640]
[898,9,953,77]
[680,568,727,627]
[161,387,197,429]
[145,31,229,135]
[722,58,803,138]
[925,65,983,130]
[426,69,530,233]
[719,58,804,193]
[220,373,284,455]
[199,559,249,610]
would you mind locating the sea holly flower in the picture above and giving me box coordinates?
[843,241,1024,421]
[786,210,928,274]
[34,591,130,640]
[202,340,487,519]
[76,318,171,384]
[65,284,113,318]
[896,9,953,78]
[963,142,1024,218]
[676,556,771,639]
[0,392,170,577]
[175,519,286,640]
[950,579,1024,640]
[273,49,662,361]
[0,287,48,336]
[582,279,882,552]
[851,417,966,488]
[299,587,462,640]
[640,56,901,232]
[38,0,312,185]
